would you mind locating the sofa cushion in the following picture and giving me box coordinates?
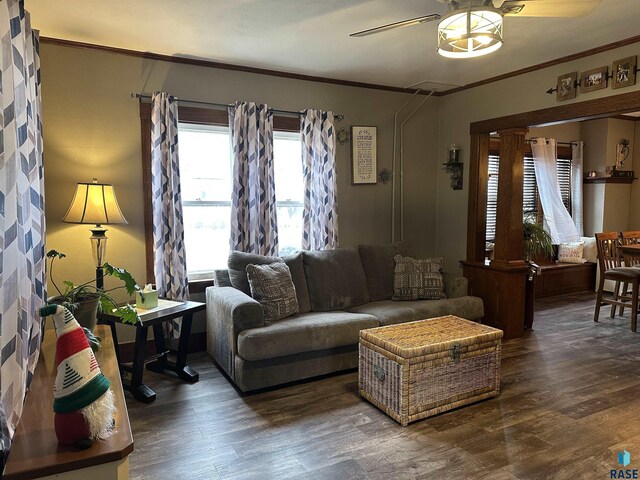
[228,251,311,313]
[247,262,299,325]
[303,248,370,312]
[229,251,279,294]
[358,242,410,302]
[237,311,379,361]
[347,297,484,326]
[392,255,446,301]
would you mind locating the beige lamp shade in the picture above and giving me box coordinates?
[62,180,128,225]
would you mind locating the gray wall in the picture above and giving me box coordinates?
[41,43,439,341]
[437,43,640,272]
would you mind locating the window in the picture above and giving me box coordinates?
[486,152,572,243]
[179,124,303,278]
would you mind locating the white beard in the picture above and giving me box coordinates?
[80,388,116,440]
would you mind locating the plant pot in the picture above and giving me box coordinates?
[48,294,101,332]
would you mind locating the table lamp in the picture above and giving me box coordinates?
[62,178,128,289]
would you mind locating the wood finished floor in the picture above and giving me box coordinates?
[126,292,640,480]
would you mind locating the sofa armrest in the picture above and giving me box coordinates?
[206,286,264,380]
[442,272,468,299]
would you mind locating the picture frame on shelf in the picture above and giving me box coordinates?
[351,126,377,185]
[580,66,608,93]
[612,55,637,89]
[556,72,578,101]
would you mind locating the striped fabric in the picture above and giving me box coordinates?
[0,0,46,463]
[300,109,338,251]
[228,101,279,256]
[151,92,190,340]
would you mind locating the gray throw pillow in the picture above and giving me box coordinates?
[392,255,447,301]
[227,251,311,313]
[246,262,299,325]
[228,251,280,295]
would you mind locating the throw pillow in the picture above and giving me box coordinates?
[246,262,299,325]
[580,237,597,263]
[392,255,446,301]
[558,242,586,264]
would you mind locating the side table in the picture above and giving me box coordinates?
[98,299,205,403]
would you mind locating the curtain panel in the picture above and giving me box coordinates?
[150,92,189,339]
[300,109,338,250]
[531,138,579,244]
[228,101,279,256]
[571,141,584,236]
[0,0,46,464]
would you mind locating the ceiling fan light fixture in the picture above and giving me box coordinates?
[437,7,503,58]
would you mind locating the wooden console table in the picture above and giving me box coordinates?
[98,299,204,404]
[2,325,133,480]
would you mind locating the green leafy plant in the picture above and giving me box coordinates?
[522,213,554,261]
[46,249,144,325]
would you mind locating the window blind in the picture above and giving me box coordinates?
[486,154,572,242]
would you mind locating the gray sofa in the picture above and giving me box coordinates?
[206,244,484,392]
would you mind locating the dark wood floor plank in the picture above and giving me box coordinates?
[125,292,640,479]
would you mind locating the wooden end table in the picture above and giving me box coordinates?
[98,299,205,403]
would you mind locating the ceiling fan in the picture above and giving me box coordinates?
[350,0,602,58]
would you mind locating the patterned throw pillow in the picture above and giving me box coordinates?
[558,242,586,264]
[246,262,299,325]
[392,255,447,301]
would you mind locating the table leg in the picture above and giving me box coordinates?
[176,313,199,382]
[130,325,156,403]
[146,314,199,383]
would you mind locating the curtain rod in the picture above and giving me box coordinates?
[131,93,344,121]
[527,139,578,146]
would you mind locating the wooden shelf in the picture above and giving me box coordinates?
[3,325,133,480]
[583,176,636,184]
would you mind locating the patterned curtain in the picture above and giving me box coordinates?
[0,0,46,464]
[151,92,189,339]
[228,101,279,256]
[301,109,338,250]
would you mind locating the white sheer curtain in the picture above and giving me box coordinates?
[571,141,584,236]
[531,138,579,244]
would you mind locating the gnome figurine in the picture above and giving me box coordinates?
[40,304,116,448]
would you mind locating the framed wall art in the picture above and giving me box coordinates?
[612,56,637,89]
[351,126,377,184]
[580,66,608,93]
[556,71,578,101]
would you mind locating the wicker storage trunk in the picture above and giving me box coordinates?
[359,316,502,426]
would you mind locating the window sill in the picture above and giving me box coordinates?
[188,279,215,294]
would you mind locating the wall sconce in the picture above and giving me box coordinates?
[443,144,463,190]
[615,138,630,170]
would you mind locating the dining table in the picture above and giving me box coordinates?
[620,243,640,266]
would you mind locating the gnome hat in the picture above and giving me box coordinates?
[40,305,111,414]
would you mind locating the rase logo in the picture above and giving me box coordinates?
[611,450,638,479]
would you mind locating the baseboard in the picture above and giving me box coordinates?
[117,331,207,363]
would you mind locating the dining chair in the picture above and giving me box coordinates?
[620,231,640,267]
[594,232,640,332]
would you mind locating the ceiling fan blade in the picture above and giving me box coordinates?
[350,14,440,37]
[501,0,602,17]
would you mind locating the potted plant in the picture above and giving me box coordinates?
[46,250,143,331]
[522,212,554,262]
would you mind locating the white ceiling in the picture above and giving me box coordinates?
[26,0,640,92]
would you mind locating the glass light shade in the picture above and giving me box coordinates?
[437,7,503,59]
[62,181,128,226]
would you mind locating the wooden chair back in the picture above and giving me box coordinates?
[620,230,640,266]
[595,232,622,270]
[620,231,640,245]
